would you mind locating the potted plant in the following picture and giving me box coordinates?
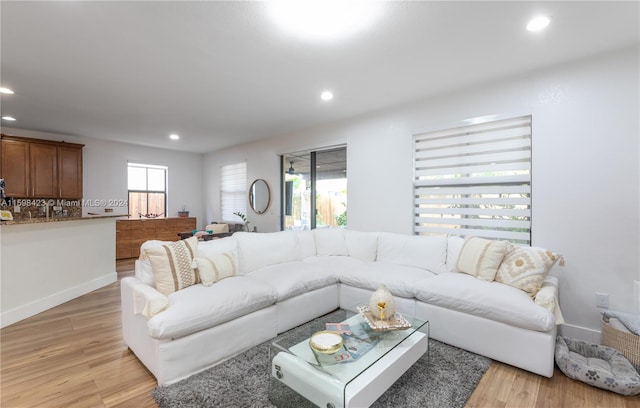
[233,211,250,231]
[178,205,189,218]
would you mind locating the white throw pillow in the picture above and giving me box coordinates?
[314,227,348,256]
[456,236,511,281]
[192,253,236,286]
[145,236,199,296]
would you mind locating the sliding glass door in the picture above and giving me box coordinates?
[281,146,347,230]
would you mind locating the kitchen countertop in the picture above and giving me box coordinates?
[0,213,129,225]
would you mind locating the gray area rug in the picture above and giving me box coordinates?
[153,310,491,408]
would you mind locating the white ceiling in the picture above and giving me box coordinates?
[1,1,638,153]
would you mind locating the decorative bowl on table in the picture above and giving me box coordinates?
[309,331,344,354]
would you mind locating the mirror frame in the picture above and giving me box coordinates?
[249,179,271,214]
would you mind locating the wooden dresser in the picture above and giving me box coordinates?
[116,217,196,259]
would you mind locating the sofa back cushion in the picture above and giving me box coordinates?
[198,236,239,267]
[137,240,171,286]
[376,233,447,274]
[446,235,465,272]
[288,230,317,259]
[234,231,298,274]
[314,227,348,256]
[345,230,378,262]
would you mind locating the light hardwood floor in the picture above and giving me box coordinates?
[1,260,638,407]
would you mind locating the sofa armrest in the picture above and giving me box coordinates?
[134,284,169,318]
[122,276,169,318]
[534,276,564,325]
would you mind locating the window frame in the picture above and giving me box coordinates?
[127,163,168,218]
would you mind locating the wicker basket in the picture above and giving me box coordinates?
[601,316,640,371]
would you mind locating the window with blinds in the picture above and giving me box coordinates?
[220,162,247,222]
[413,115,532,244]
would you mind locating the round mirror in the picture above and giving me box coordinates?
[249,179,270,214]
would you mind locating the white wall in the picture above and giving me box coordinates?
[1,218,117,327]
[204,46,639,339]
[0,128,205,227]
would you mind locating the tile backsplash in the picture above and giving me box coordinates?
[0,198,82,220]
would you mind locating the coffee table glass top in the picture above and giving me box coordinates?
[269,308,428,407]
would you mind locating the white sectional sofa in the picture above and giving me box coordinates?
[121,228,562,385]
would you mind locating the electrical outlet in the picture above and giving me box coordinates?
[595,292,609,309]
[13,205,20,213]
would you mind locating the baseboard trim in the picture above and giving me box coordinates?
[558,323,602,344]
[1,272,117,328]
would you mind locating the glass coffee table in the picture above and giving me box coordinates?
[268,308,429,408]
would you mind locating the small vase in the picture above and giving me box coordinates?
[369,284,395,321]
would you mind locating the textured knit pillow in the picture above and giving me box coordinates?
[145,236,199,295]
[192,252,236,286]
[205,223,229,234]
[495,246,563,297]
[456,236,511,281]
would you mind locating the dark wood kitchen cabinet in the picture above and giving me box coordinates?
[30,142,58,198]
[0,134,84,199]
[0,137,30,197]
[57,145,83,199]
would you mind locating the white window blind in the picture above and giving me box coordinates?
[220,162,247,222]
[414,115,532,244]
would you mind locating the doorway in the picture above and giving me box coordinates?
[281,146,347,230]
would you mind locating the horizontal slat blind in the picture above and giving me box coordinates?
[221,162,247,222]
[414,115,532,244]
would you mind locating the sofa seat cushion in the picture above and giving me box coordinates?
[340,262,436,298]
[147,276,277,340]
[246,261,338,302]
[413,272,554,331]
[302,255,365,274]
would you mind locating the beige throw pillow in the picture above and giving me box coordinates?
[145,236,199,296]
[192,252,236,286]
[456,236,511,281]
[206,223,229,234]
[496,246,563,297]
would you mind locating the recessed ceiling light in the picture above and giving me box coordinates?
[2,116,16,121]
[0,87,14,95]
[321,91,333,101]
[269,1,382,41]
[169,134,180,140]
[527,16,551,32]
